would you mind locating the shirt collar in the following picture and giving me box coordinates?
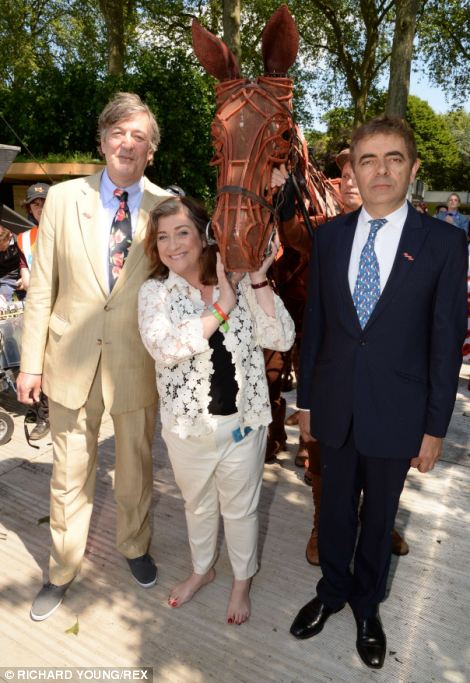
[100,168,144,208]
[359,201,408,227]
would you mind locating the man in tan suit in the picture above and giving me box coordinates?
[17,92,170,621]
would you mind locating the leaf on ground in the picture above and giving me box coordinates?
[37,515,50,526]
[65,618,79,635]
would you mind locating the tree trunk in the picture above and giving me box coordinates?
[386,0,419,117]
[223,0,241,62]
[98,0,128,76]
[353,88,368,126]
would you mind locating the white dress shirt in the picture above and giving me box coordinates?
[348,202,409,295]
[98,169,144,291]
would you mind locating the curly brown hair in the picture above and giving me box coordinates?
[145,196,218,284]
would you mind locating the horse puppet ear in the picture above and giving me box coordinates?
[261,4,299,75]
[192,18,241,81]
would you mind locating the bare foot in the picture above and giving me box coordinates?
[227,578,252,625]
[168,568,215,608]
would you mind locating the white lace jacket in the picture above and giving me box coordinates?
[138,272,295,438]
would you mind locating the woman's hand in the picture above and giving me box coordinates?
[249,231,280,284]
[216,253,242,314]
[271,163,289,190]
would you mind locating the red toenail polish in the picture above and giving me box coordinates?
[228,618,233,624]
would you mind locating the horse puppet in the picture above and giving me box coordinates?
[191,3,342,274]
[192,4,343,461]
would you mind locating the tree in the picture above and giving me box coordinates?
[416,0,470,103]
[401,96,460,189]
[307,95,463,189]
[98,0,136,76]
[223,0,241,62]
[441,109,470,190]
[0,0,106,85]
[1,0,465,200]
[386,0,420,117]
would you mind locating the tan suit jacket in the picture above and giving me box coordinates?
[21,171,170,413]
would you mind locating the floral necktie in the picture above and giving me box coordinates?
[109,189,132,290]
[353,218,387,329]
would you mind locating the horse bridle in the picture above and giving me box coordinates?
[216,185,278,215]
[212,78,318,250]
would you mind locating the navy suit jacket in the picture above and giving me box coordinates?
[297,203,468,459]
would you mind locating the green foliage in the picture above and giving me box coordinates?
[125,47,217,201]
[307,95,464,190]
[0,0,105,85]
[0,0,467,199]
[406,96,460,189]
[441,109,470,189]
[0,47,216,201]
[416,0,470,102]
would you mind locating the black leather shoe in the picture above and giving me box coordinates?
[355,614,386,669]
[29,419,50,441]
[290,595,343,639]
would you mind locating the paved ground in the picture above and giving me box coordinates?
[0,366,469,683]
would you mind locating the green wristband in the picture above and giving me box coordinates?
[209,306,229,332]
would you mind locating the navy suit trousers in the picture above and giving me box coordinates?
[316,431,410,617]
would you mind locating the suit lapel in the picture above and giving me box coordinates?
[335,209,363,333]
[77,171,108,297]
[365,203,430,329]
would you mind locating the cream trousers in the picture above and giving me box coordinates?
[48,362,156,585]
[163,413,267,580]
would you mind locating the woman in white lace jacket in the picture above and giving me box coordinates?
[138,195,294,625]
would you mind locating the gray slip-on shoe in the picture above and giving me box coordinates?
[30,579,74,621]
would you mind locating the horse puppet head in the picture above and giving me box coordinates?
[192,5,300,271]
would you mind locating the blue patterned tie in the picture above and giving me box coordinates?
[353,218,387,328]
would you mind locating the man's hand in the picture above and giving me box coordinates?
[410,434,443,473]
[299,410,315,443]
[17,372,42,405]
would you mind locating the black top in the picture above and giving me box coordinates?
[208,329,238,415]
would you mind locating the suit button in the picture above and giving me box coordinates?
[97,339,102,345]
[359,339,366,346]
[104,304,110,311]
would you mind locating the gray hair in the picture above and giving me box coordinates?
[98,92,160,154]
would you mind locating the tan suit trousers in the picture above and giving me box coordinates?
[48,362,156,585]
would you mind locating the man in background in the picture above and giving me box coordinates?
[19,182,50,269]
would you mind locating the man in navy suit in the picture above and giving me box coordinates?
[289,116,467,669]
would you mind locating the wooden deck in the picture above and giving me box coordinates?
[0,367,469,683]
